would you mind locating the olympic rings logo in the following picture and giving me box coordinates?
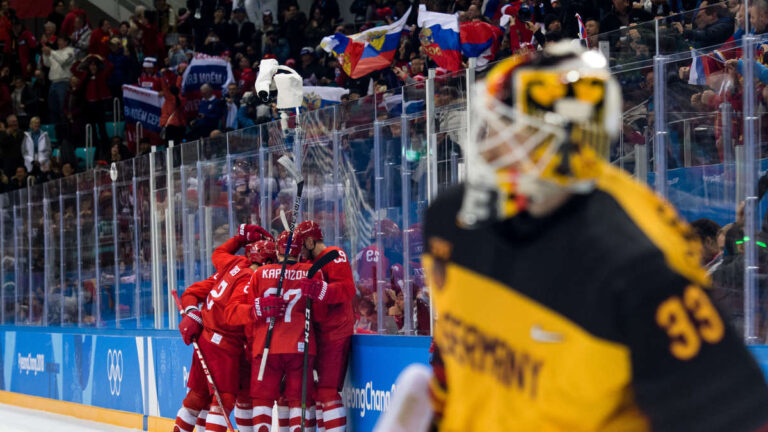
[107,349,123,396]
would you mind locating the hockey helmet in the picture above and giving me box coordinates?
[245,239,277,265]
[295,220,323,245]
[276,230,301,257]
[458,41,621,226]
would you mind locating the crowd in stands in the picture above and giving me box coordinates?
[0,0,755,193]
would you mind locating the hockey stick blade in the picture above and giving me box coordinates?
[280,209,290,232]
[277,155,304,183]
[308,249,340,278]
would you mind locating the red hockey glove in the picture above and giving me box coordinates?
[299,277,328,302]
[253,296,287,320]
[179,307,203,345]
[238,224,274,244]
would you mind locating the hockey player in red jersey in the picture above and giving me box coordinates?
[174,223,272,432]
[294,220,355,432]
[226,230,323,432]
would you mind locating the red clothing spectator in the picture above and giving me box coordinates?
[138,58,162,91]
[88,20,114,58]
[71,56,113,102]
[10,22,38,78]
[235,67,256,93]
[61,6,89,38]
[0,6,11,54]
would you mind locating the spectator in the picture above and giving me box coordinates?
[0,114,23,176]
[71,54,113,160]
[600,0,652,34]
[30,70,49,123]
[263,30,290,63]
[109,137,133,162]
[691,218,722,271]
[231,7,256,55]
[671,3,734,47]
[106,37,133,99]
[10,76,36,129]
[190,83,224,139]
[47,1,67,35]
[282,5,307,59]
[0,0,10,54]
[60,0,89,38]
[42,35,75,125]
[750,0,768,34]
[212,7,235,48]
[61,161,74,177]
[159,84,187,144]
[60,75,84,166]
[585,17,600,47]
[154,0,177,34]
[8,165,29,190]
[298,46,324,85]
[304,7,333,48]
[22,116,51,174]
[9,18,37,79]
[70,15,91,60]
[138,57,162,90]
[202,29,227,56]
[39,21,58,49]
[235,55,256,92]
[310,0,340,25]
[167,34,193,67]
[137,136,151,155]
[88,18,114,58]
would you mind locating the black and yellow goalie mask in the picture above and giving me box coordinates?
[458,42,622,226]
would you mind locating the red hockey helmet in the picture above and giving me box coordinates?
[245,240,277,265]
[295,220,323,245]
[380,219,401,240]
[276,230,301,257]
[408,223,423,256]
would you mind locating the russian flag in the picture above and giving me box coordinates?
[302,86,350,111]
[460,21,503,67]
[689,48,706,85]
[417,5,461,71]
[321,7,411,79]
[576,13,588,47]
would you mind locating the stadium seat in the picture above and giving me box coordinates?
[41,124,57,144]
[106,121,125,138]
[52,148,60,159]
[75,147,95,170]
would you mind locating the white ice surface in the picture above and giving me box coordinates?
[0,403,141,432]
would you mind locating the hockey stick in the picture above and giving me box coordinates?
[171,290,237,432]
[280,209,290,232]
[300,249,341,431]
[258,155,305,381]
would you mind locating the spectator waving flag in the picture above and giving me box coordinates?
[181,54,234,116]
[302,86,350,110]
[417,5,461,71]
[576,13,588,47]
[122,84,164,149]
[689,48,706,85]
[460,21,504,68]
[321,6,412,78]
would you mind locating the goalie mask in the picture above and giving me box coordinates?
[458,42,621,227]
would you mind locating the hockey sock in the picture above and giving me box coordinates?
[277,400,290,432]
[321,399,346,432]
[252,399,273,432]
[288,402,315,432]
[196,410,208,432]
[204,405,229,432]
[174,406,200,432]
[315,402,325,432]
[235,400,254,432]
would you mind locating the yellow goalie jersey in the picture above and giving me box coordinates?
[423,164,768,432]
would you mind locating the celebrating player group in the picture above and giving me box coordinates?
[172,220,354,432]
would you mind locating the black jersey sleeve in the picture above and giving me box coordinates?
[615,254,768,432]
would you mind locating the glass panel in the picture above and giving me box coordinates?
[0,192,12,324]
[153,149,170,328]
[60,175,79,325]
[179,141,204,293]
[198,136,231,277]
[95,168,117,327]
[27,184,44,325]
[77,171,97,326]
[44,181,62,326]
[114,159,139,328]
[134,153,154,328]
[14,188,29,324]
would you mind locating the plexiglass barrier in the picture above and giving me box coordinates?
[0,43,764,341]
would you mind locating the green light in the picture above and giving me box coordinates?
[758,241,767,248]
[736,240,744,245]
[405,150,421,162]
[744,236,751,242]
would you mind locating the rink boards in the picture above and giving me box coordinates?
[0,327,430,431]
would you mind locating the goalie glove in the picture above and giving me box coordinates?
[253,296,287,321]
[179,307,203,345]
[238,224,274,244]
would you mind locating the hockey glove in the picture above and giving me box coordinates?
[179,307,203,345]
[299,277,328,302]
[253,296,287,320]
[238,224,274,244]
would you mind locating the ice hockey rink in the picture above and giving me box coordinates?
[0,404,140,432]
